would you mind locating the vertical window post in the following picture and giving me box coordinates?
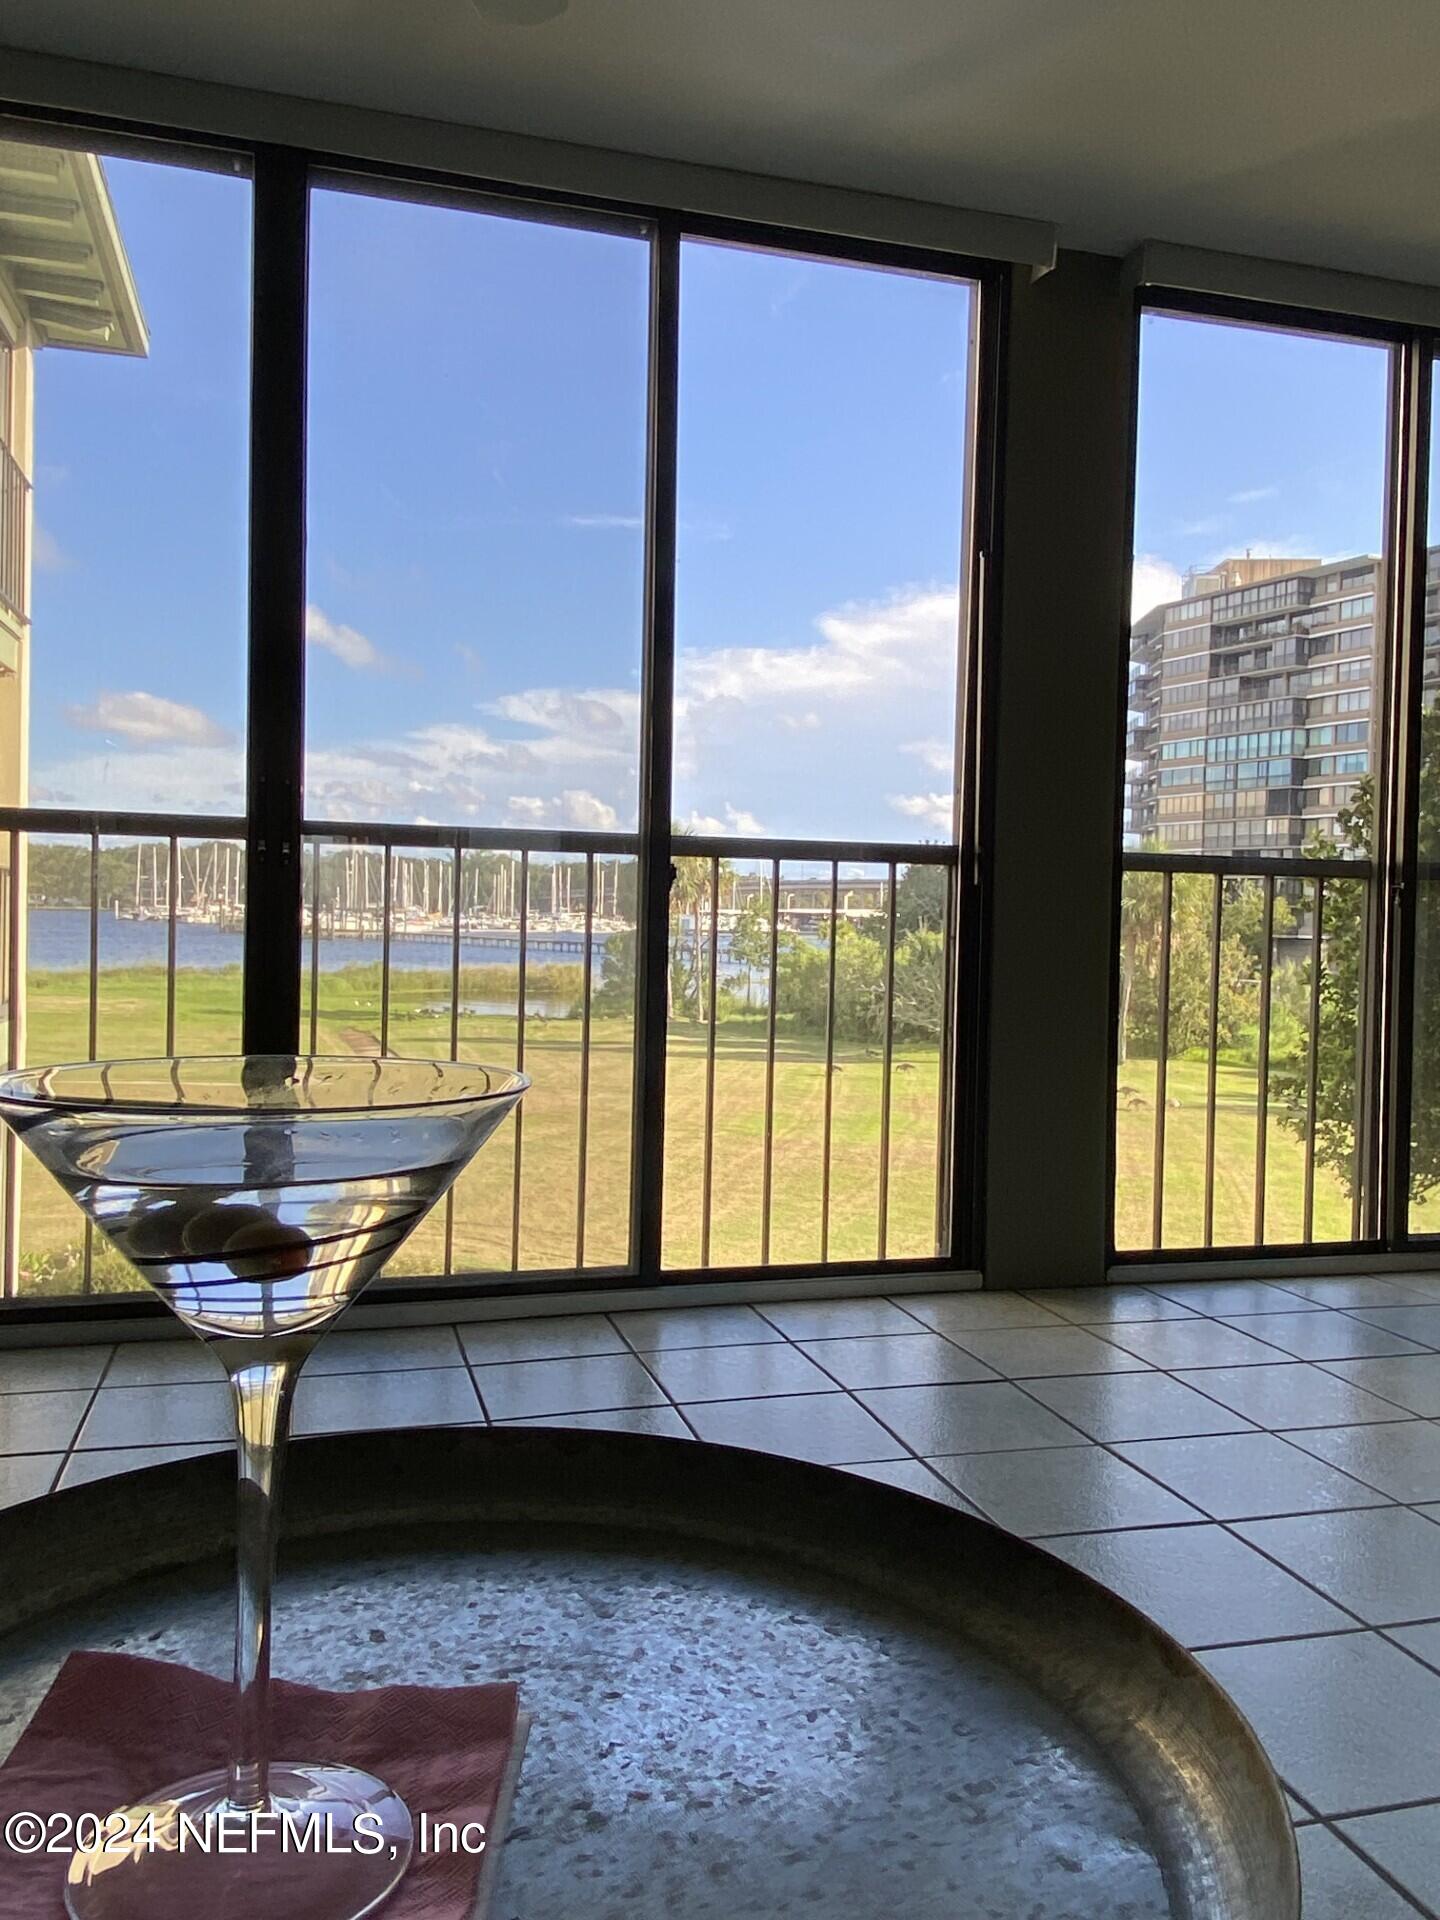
[631,221,679,1278]
[243,147,308,1054]
[1381,333,1434,1243]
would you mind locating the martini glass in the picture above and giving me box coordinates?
[0,1054,527,1920]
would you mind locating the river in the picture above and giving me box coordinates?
[25,907,608,975]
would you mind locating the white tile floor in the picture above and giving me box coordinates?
[10,1275,1440,1913]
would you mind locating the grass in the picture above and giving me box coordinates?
[5,964,944,1296]
[1114,1051,1354,1250]
[4,964,1362,1299]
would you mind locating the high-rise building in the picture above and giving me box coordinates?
[1127,553,1384,853]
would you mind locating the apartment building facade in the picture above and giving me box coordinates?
[1127,553,1390,853]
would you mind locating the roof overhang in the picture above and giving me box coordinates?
[0,138,147,355]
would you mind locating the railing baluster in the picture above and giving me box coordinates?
[1303,876,1325,1245]
[1203,873,1223,1249]
[699,854,719,1269]
[378,845,393,1057]
[1151,873,1173,1250]
[760,857,781,1265]
[2,828,18,1299]
[445,842,462,1279]
[511,852,529,1272]
[577,853,596,1271]
[1350,874,1365,1244]
[934,860,957,1256]
[307,839,320,1056]
[1253,875,1274,1247]
[165,838,179,1054]
[821,860,838,1265]
[878,860,898,1260]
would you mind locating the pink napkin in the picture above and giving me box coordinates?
[0,1650,519,1916]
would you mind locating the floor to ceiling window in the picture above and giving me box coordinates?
[662,240,976,1272]
[0,128,252,1299]
[0,112,994,1309]
[303,180,648,1283]
[1115,299,1424,1259]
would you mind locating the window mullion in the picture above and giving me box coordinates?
[630,219,679,1279]
[242,145,309,1056]
[1380,331,1435,1244]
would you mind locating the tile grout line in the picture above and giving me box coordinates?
[1309,1820,1438,1920]
[55,1343,120,1493]
[603,1311,706,1440]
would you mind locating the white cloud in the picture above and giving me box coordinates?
[35,582,971,835]
[65,690,233,749]
[1131,554,1183,623]
[306,604,389,672]
[678,586,958,715]
[485,688,637,759]
[1228,485,1278,505]
[903,738,953,775]
[562,513,642,531]
[30,742,243,811]
[560,789,619,830]
[889,791,952,832]
[503,790,618,829]
[678,803,770,836]
[31,524,70,573]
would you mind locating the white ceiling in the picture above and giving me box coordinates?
[5,0,1440,282]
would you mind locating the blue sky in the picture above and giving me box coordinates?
[21,148,1394,843]
[24,152,972,843]
[1131,311,1389,621]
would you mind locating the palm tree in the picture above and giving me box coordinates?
[669,826,734,1023]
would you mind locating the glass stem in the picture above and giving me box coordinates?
[224,1351,301,1812]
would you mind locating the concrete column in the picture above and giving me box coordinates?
[982,251,1135,1289]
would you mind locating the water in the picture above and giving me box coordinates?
[5,1079,520,1339]
[25,908,611,976]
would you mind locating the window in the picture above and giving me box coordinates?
[664,240,976,1268]
[0,135,995,1307]
[1119,309,1388,1253]
[0,130,252,1297]
[304,180,648,1278]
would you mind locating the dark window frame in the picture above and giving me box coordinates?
[1113,284,1438,1264]
[0,98,1007,1324]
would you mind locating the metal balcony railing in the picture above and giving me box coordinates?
[0,441,29,626]
[0,809,959,1300]
[1116,848,1371,1255]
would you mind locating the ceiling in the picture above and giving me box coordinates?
[5,0,1440,282]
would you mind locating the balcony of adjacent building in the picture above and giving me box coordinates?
[0,439,26,668]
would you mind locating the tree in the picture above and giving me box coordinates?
[892,928,947,1039]
[1118,853,1294,1066]
[1279,703,1440,1209]
[593,925,636,1015]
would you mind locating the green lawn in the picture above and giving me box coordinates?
[4,965,944,1296]
[1114,1052,1355,1250]
[3,964,1365,1298]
